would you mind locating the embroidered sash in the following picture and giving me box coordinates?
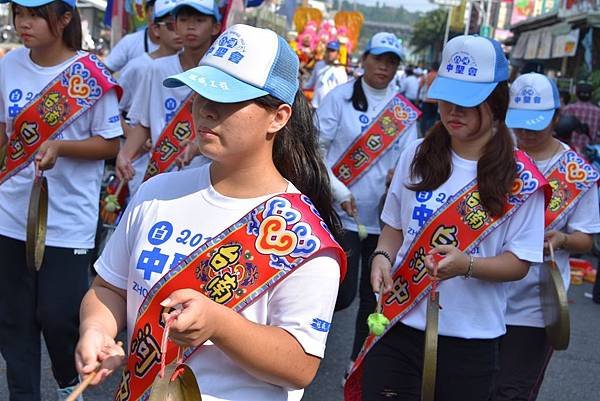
[344,150,549,401]
[143,94,195,181]
[116,193,347,401]
[544,150,599,230]
[0,54,121,185]
[331,94,421,187]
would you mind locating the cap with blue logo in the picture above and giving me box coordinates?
[364,32,404,60]
[326,40,340,51]
[428,35,508,108]
[171,0,221,22]
[164,24,299,105]
[0,0,76,7]
[153,0,177,20]
[506,73,560,131]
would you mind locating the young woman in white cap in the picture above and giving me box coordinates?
[491,73,600,401]
[0,0,122,399]
[117,0,182,195]
[116,0,222,187]
[75,24,346,401]
[344,35,547,401]
[316,32,419,379]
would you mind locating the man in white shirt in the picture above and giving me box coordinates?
[104,0,161,72]
[303,40,348,109]
[399,66,420,104]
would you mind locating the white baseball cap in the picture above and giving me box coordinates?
[364,32,404,60]
[172,0,221,21]
[506,73,560,131]
[153,0,177,20]
[428,35,509,107]
[164,24,299,105]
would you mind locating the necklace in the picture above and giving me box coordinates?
[539,140,562,174]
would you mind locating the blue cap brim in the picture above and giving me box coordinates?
[427,76,497,108]
[506,108,555,131]
[164,65,269,103]
[368,47,403,59]
[2,0,75,6]
[172,3,220,21]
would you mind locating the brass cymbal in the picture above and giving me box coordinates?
[148,363,202,401]
[26,175,47,271]
[421,291,439,401]
[540,259,570,350]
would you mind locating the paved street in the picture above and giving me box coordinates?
[1,282,598,400]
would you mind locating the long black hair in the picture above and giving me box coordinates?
[254,92,343,242]
[12,1,82,51]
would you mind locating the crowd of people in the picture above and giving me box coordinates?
[0,0,598,401]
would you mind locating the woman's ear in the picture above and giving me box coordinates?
[267,103,292,134]
[60,11,72,29]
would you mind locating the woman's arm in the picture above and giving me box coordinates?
[75,276,127,385]
[36,136,119,170]
[162,289,321,389]
[370,224,404,292]
[426,245,529,282]
[545,230,593,255]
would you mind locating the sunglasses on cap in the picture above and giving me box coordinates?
[157,20,176,31]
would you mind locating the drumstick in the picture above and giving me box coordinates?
[65,341,123,401]
[114,178,126,198]
[376,281,384,314]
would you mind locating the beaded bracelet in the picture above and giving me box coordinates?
[369,250,393,268]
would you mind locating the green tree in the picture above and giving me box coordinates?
[410,8,448,61]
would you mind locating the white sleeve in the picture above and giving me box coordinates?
[266,249,341,358]
[327,168,352,204]
[502,190,545,263]
[91,88,124,139]
[566,186,600,234]
[314,90,341,142]
[381,152,410,230]
[127,68,152,127]
[104,34,133,72]
[94,188,144,289]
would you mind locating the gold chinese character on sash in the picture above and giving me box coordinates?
[408,246,427,283]
[20,121,40,145]
[146,160,158,177]
[173,121,192,142]
[547,179,565,213]
[209,244,241,271]
[386,276,410,305]
[366,134,383,152]
[337,164,352,181]
[9,137,25,160]
[351,148,369,168]
[465,209,487,230]
[158,139,177,162]
[466,191,481,208]
[459,190,490,230]
[38,92,68,127]
[430,225,458,248]
[207,272,238,304]
[131,323,161,377]
[116,370,131,401]
[379,115,398,136]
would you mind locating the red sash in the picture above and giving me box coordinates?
[331,94,421,187]
[143,94,195,181]
[116,193,346,401]
[0,54,121,185]
[344,150,549,401]
[544,150,599,230]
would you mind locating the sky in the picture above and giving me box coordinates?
[355,0,439,12]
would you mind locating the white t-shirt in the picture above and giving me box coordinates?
[401,75,420,101]
[118,52,153,115]
[316,78,417,235]
[0,48,123,248]
[381,139,546,339]
[95,164,341,401]
[505,143,600,327]
[305,60,348,109]
[104,29,159,73]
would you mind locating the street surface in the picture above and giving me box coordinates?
[1,282,598,400]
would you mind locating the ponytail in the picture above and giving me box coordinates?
[408,81,515,217]
[349,76,368,112]
[255,92,343,242]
